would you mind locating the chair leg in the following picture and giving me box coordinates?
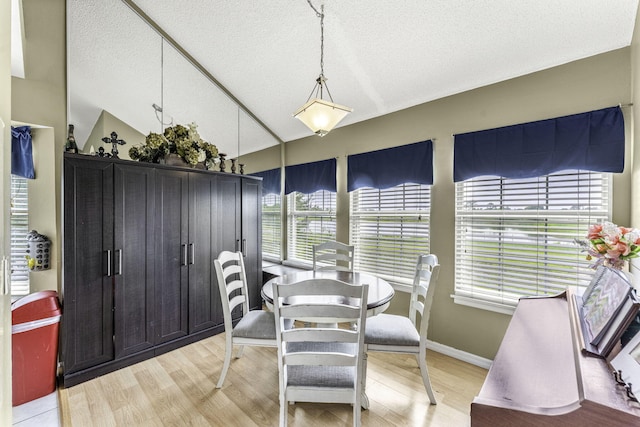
[216,334,233,388]
[280,397,287,427]
[361,349,369,410]
[416,353,437,405]
[235,345,245,358]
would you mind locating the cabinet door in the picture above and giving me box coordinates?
[188,172,222,333]
[154,169,189,344]
[242,178,262,310]
[217,174,241,254]
[113,164,156,358]
[63,156,114,373]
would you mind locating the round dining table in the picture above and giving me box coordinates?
[261,270,395,317]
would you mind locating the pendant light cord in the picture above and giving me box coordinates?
[306,1,328,100]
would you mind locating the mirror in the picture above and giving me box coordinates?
[68,0,280,161]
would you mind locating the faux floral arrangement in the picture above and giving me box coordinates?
[129,122,218,169]
[577,221,640,270]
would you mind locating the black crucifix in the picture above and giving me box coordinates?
[101,131,126,159]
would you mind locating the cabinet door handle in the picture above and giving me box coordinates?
[188,243,195,265]
[181,244,187,266]
[116,249,123,275]
[106,250,112,277]
[242,239,247,257]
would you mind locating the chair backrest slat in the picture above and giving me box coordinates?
[282,328,359,343]
[312,241,354,272]
[214,251,250,331]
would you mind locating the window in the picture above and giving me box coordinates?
[350,183,431,289]
[262,193,282,261]
[454,170,610,313]
[287,190,336,266]
[10,174,29,296]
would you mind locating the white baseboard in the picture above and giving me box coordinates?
[426,339,493,370]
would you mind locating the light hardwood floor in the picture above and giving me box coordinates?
[58,332,487,426]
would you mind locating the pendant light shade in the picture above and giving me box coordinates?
[294,98,352,137]
[294,2,352,137]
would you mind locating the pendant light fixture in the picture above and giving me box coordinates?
[293,1,352,137]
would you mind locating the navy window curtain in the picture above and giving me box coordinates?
[347,140,433,192]
[251,168,281,195]
[453,106,624,182]
[11,126,35,179]
[285,158,336,195]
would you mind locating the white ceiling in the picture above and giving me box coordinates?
[64,0,638,156]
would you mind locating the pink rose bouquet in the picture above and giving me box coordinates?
[581,221,640,270]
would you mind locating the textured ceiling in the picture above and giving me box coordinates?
[68,0,639,156]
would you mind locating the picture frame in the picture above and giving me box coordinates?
[610,324,640,401]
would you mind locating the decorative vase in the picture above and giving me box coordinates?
[219,153,227,172]
[164,153,189,167]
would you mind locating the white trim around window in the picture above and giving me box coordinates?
[454,170,610,313]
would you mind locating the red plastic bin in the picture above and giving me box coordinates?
[11,290,61,406]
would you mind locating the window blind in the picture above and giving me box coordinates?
[454,170,609,309]
[287,190,336,266]
[262,193,282,261]
[351,183,430,287]
[10,174,29,295]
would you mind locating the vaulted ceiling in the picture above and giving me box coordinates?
[65,0,638,157]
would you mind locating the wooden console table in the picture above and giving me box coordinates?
[471,292,640,426]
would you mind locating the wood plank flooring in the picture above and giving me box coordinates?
[58,332,487,426]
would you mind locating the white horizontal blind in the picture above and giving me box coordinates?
[10,174,30,296]
[350,183,431,286]
[455,171,610,308]
[287,190,336,265]
[262,194,281,261]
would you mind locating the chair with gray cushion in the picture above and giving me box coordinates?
[273,278,369,427]
[364,254,439,404]
[313,241,354,272]
[215,250,287,388]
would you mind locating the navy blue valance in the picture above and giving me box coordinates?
[453,106,624,182]
[11,126,35,179]
[251,168,281,195]
[347,140,433,192]
[285,158,336,195]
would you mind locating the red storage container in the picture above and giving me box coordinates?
[11,290,61,406]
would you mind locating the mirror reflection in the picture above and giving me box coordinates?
[68,0,280,162]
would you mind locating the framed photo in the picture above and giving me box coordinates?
[581,267,633,345]
[610,325,640,400]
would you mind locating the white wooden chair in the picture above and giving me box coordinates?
[313,241,354,272]
[273,279,369,427]
[363,254,439,405]
[214,250,287,388]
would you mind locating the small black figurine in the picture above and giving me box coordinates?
[101,131,126,159]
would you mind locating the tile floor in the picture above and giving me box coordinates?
[12,391,60,427]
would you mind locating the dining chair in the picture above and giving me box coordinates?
[273,279,369,427]
[313,240,354,272]
[214,250,284,389]
[363,254,439,405]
